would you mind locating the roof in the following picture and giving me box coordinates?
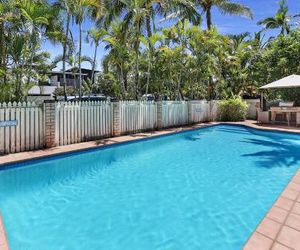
[260,75,300,89]
[66,67,99,73]
[49,71,88,76]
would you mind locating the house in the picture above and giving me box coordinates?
[49,68,99,88]
[27,68,100,102]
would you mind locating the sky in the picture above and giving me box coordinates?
[43,0,300,71]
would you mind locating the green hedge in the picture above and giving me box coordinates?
[219,97,248,121]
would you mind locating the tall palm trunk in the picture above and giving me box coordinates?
[206,6,212,30]
[62,14,71,101]
[119,65,126,99]
[91,43,98,85]
[206,6,214,99]
[145,9,152,96]
[135,45,139,100]
[134,24,141,100]
[145,55,151,96]
[146,10,152,37]
[27,35,35,86]
[0,21,5,77]
[78,21,82,100]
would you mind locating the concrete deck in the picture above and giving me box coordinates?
[1,120,300,250]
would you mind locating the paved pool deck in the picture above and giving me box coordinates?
[1,120,300,250]
[0,214,8,250]
[244,170,300,250]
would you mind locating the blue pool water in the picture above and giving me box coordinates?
[1,125,300,250]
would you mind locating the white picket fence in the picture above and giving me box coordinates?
[162,101,189,127]
[189,100,210,123]
[119,101,157,134]
[0,102,44,154]
[0,100,225,155]
[55,101,113,146]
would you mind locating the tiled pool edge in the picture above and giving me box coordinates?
[243,169,300,250]
[0,123,215,167]
[2,121,300,167]
[0,213,9,250]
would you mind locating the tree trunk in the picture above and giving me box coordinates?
[206,6,214,98]
[208,76,214,100]
[135,48,139,100]
[79,22,82,100]
[206,7,212,30]
[146,10,152,38]
[91,43,98,85]
[27,35,35,86]
[62,14,71,101]
[134,24,141,100]
[145,54,151,95]
[0,21,5,78]
[124,71,128,91]
[151,6,156,33]
[120,65,126,99]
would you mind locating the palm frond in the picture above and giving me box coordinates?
[217,1,253,19]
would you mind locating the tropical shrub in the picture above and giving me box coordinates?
[219,97,248,121]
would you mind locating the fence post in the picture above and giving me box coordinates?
[188,101,193,125]
[157,101,163,130]
[113,101,121,136]
[44,100,56,148]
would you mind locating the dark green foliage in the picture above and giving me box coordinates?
[219,97,248,121]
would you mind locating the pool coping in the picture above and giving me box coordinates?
[243,169,300,250]
[0,123,215,168]
[1,120,300,250]
[0,213,8,250]
[2,120,300,167]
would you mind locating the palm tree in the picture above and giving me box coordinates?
[47,30,74,100]
[257,0,297,35]
[252,31,273,50]
[73,0,102,99]
[54,0,76,100]
[103,22,131,98]
[140,32,163,95]
[15,0,60,98]
[86,28,107,85]
[109,0,149,99]
[0,0,14,80]
[195,0,253,30]
[107,0,200,99]
[158,0,201,26]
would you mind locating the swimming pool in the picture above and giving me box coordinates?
[1,125,300,250]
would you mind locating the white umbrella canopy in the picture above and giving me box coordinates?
[260,75,300,89]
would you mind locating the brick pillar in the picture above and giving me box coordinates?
[157,101,163,130]
[113,102,121,137]
[44,100,56,148]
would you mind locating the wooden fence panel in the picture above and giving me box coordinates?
[0,100,223,155]
[55,101,113,146]
[162,101,189,128]
[189,100,210,123]
[0,102,44,155]
[119,101,157,135]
